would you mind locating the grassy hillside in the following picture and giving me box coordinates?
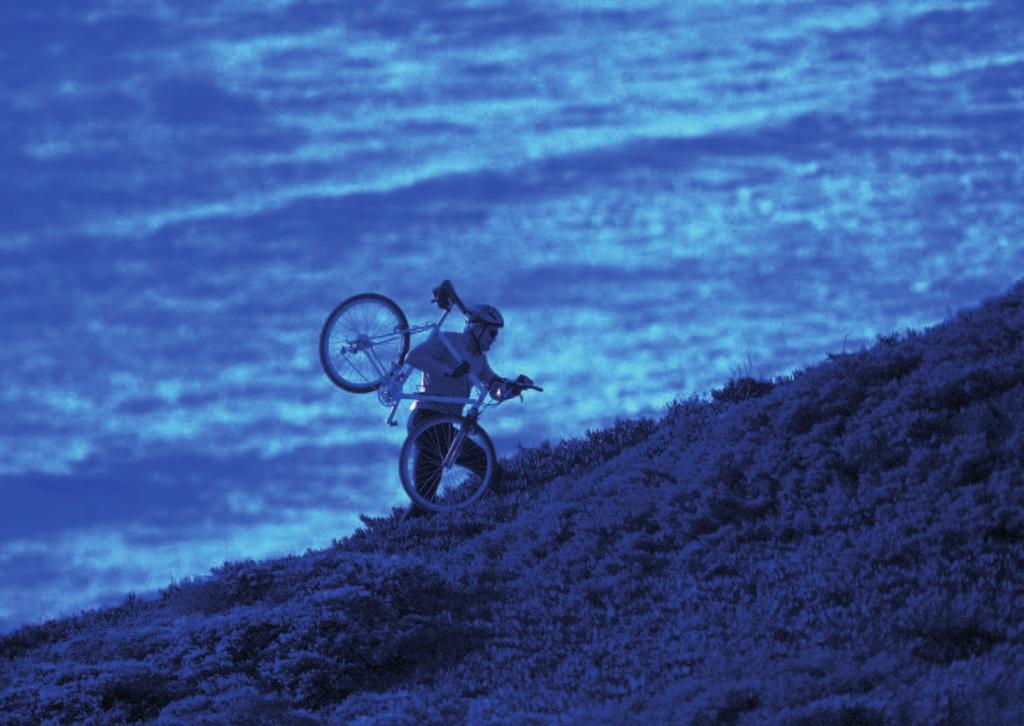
[3,281,1023,725]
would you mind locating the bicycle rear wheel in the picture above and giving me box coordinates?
[399,416,496,512]
[319,293,410,393]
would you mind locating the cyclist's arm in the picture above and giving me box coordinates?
[481,358,512,400]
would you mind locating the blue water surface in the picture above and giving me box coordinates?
[1,0,1022,631]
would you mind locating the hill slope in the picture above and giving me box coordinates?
[3,281,1024,724]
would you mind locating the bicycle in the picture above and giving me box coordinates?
[319,280,542,513]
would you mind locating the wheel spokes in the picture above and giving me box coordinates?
[406,420,491,509]
[327,300,405,385]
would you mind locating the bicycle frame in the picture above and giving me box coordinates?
[385,378,492,427]
[345,298,494,427]
[342,320,433,383]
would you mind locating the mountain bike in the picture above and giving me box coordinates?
[319,280,542,513]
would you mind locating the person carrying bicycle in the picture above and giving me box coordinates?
[402,300,526,518]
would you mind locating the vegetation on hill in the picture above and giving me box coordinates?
[2,281,1023,724]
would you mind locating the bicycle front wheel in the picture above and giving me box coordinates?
[399,416,496,512]
[319,293,410,393]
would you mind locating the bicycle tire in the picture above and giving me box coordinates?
[399,416,496,512]
[319,292,410,393]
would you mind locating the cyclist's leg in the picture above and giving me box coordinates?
[402,408,500,516]
[454,435,490,479]
[453,430,507,492]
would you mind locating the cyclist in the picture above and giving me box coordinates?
[402,303,523,519]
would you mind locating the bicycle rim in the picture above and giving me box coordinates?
[399,417,495,512]
[320,293,409,393]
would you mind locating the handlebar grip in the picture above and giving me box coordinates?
[513,375,542,393]
[431,279,465,312]
[431,284,450,311]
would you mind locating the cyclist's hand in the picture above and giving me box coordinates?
[505,377,530,398]
[447,360,471,378]
[487,377,514,400]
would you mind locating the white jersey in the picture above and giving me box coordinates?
[405,331,500,415]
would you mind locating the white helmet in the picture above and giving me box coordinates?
[465,304,504,328]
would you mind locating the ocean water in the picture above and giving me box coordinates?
[1,0,1022,631]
